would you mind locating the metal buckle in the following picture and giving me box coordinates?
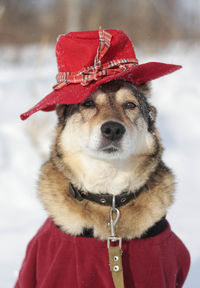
[107,236,122,249]
[107,195,122,248]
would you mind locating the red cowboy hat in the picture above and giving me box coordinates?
[20,27,182,120]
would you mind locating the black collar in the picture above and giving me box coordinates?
[69,183,145,208]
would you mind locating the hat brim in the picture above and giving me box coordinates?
[20,62,182,120]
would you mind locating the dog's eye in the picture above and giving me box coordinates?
[82,99,96,108]
[124,102,137,110]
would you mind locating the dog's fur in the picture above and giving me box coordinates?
[38,80,174,240]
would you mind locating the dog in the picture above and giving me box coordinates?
[16,28,190,288]
[40,79,172,240]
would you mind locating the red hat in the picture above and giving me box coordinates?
[20,27,182,120]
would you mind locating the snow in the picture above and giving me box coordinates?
[0,42,200,287]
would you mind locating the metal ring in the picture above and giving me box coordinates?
[112,195,116,209]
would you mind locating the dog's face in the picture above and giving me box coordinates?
[56,80,158,162]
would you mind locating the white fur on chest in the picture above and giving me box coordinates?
[74,153,144,195]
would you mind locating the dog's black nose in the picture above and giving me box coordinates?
[101,121,125,141]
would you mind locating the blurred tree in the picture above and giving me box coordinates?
[65,0,81,32]
[0,0,199,45]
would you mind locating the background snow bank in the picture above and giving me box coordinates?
[0,43,199,287]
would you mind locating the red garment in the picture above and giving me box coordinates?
[15,218,190,288]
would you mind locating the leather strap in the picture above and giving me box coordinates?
[69,183,145,208]
[108,245,124,288]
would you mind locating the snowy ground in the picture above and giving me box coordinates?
[0,42,200,287]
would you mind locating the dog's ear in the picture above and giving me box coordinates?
[149,105,157,122]
[137,82,157,121]
[137,82,151,98]
[56,104,67,123]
